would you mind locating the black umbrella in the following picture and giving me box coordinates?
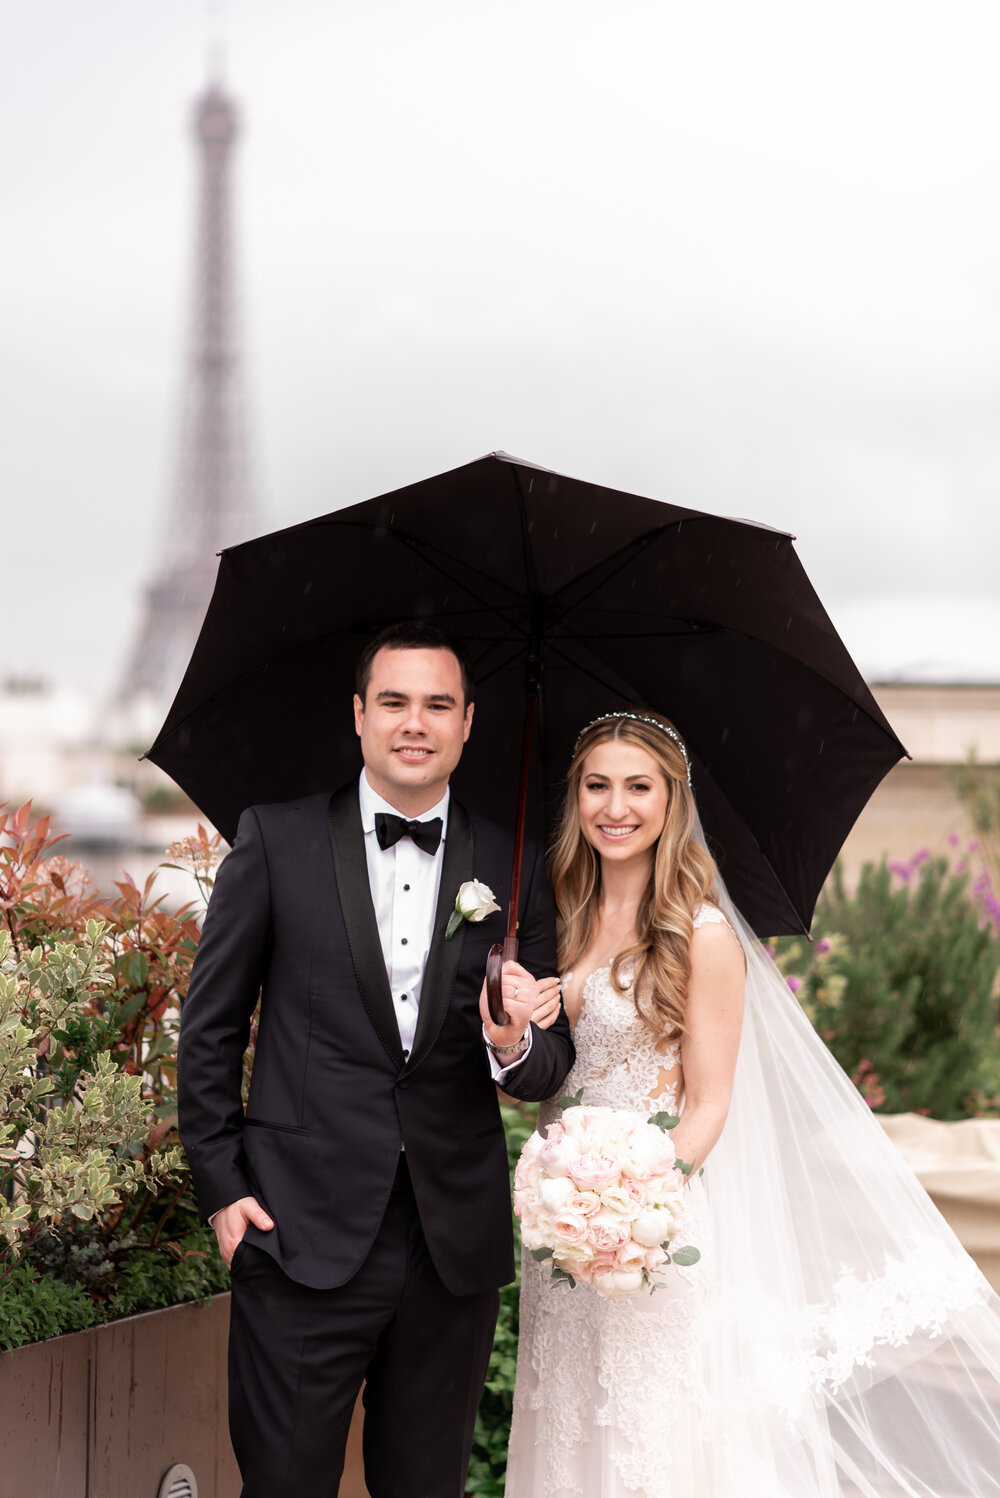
[147,451,906,951]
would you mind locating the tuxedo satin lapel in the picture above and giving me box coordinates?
[327,785,404,1067]
[403,799,474,1076]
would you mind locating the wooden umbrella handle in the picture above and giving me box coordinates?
[486,936,519,1026]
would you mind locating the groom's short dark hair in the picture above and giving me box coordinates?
[355,622,475,707]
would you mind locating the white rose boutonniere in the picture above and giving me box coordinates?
[445,879,501,940]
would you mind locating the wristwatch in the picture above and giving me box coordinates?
[485,1032,530,1059]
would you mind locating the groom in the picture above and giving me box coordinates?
[177,621,574,1498]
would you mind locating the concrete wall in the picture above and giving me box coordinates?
[838,683,1000,884]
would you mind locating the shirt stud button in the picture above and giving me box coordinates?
[403,884,410,891]
[401,937,408,945]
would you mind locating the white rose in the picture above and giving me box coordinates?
[539,1176,577,1212]
[599,1185,632,1215]
[631,1207,673,1248]
[561,1108,597,1143]
[592,1267,645,1299]
[519,1220,551,1253]
[554,1241,596,1269]
[457,879,501,921]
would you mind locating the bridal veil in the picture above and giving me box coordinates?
[700,816,1000,1497]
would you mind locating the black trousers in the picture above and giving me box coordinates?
[227,1156,500,1498]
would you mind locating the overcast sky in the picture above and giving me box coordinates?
[3,0,999,701]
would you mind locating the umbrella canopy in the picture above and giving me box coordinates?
[146,452,907,935]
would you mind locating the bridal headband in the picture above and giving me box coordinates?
[573,711,693,787]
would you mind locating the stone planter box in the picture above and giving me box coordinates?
[0,1292,369,1498]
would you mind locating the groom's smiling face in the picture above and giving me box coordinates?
[353,646,474,815]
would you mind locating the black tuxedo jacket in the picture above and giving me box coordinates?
[177,783,574,1294]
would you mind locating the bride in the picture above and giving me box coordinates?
[505,709,1000,1498]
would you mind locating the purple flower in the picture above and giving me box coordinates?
[787,975,802,993]
[889,861,911,882]
[815,938,831,955]
[948,833,960,848]
[913,847,930,865]
[956,860,967,875]
[970,840,980,853]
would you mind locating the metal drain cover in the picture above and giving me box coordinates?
[158,1464,198,1498]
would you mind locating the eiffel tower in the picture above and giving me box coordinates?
[117,75,257,735]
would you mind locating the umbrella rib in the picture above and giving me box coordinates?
[324,519,529,617]
[398,546,526,622]
[545,524,681,620]
[544,640,643,701]
[473,640,537,687]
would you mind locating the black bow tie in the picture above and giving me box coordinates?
[374,812,443,856]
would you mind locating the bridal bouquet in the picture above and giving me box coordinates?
[514,1098,700,1299]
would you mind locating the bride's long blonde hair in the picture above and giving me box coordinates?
[549,711,719,1036]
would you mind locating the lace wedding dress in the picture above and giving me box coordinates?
[505,888,1000,1498]
[505,905,726,1498]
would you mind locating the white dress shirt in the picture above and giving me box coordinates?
[358,770,530,1081]
[359,769,449,1060]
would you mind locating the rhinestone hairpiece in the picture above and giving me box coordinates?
[573,711,693,786]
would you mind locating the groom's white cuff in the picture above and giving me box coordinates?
[483,1023,533,1082]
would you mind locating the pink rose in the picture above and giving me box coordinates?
[621,1176,648,1206]
[642,1245,668,1271]
[513,1154,537,1192]
[587,1208,631,1252]
[614,1243,647,1274]
[513,1185,539,1216]
[539,1134,581,1178]
[569,1190,602,1218]
[570,1151,621,1193]
[567,1259,596,1285]
[648,1168,686,1202]
[553,1211,590,1246]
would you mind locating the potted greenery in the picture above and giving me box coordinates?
[0,803,237,1497]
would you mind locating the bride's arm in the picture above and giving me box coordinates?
[661,922,745,1177]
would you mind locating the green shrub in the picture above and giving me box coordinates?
[0,1263,97,1351]
[0,802,226,1344]
[771,851,1000,1119]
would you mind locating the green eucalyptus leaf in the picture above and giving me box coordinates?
[670,1246,701,1267]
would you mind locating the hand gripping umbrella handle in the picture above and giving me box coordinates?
[486,937,518,1027]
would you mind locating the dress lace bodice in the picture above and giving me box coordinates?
[548,903,731,1122]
